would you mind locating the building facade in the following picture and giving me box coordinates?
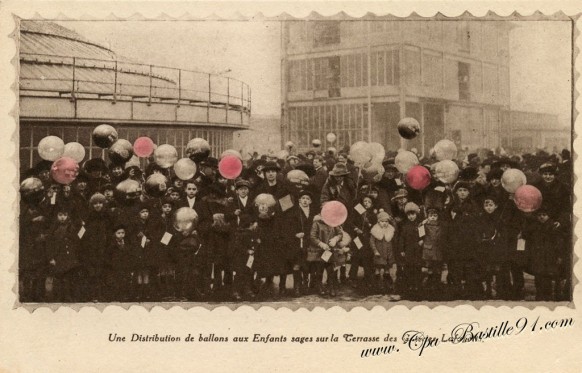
[19,20,251,172]
[281,19,564,154]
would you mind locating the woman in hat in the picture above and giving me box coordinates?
[252,161,288,203]
[320,163,356,209]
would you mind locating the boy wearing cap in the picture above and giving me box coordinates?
[397,202,423,298]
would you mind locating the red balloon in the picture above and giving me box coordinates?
[406,165,431,190]
[50,157,79,185]
[321,201,348,227]
[514,185,542,212]
[218,155,243,180]
[133,137,155,158]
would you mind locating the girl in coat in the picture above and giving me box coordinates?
[369,211,397,294]
[46,206,82,302]
[230,214,259,301]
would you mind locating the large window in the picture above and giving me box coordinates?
[340,53,367,88]
[404,47,421,86]
[370,49,400,86]
[287,104,368,150]
[314,22,341,47]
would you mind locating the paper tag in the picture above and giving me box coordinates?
[246,255,254,268]
[395,179,402,186]
[451,211,457,220]
[141,235,147,248]
[160,232,172,245]
[77,226,85,239]
[299,237,303,249]
[354,236,363,250]
[435,186,445,192]
[354,203,366,215]
[321,250,332,262]
[50,193,56,205]
[517,238,526,251]
[418,225,426,238]
[279,194,294,212]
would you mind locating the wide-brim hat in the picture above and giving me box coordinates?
[453,180,473,192]
[492,157,518,170]
[459,166,478,181]
[84,158,108,173]
[329,163,350,176]
[297,189,313,200]
[263,161,281,172]
[286,155,299,162]
[382,158,398,171]
[487,167,504,181]
[391,188,408,201]
[295,163,316,177]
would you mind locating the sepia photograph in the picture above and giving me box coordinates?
[17,14,573,307]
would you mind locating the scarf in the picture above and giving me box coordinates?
[370,224,395,242]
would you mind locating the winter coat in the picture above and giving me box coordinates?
[350,208,376,260]
[106,239,138,272]
[282,205,316,262]
[128,213,165,268]
[421,220,445,263]
[198,195,232,264]
[535,180,571,227]
[446,198,480,261]
[230,228,259,273]
[255,214,284,277]
[19,205,49,274]
[46,221,81,275]
[476,210,509,264]
[308,217,343,263]
[80,209,113,273]
[397,219,423,266]
[369,223,396,266]
[524,220,565,276]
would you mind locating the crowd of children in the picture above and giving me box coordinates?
[19,145,572,303]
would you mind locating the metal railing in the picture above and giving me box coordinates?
[19,52,251,115]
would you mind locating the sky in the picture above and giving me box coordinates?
[56,20,572,126]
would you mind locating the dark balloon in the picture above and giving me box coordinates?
[20,177,45,205]
[108,139,134,165]
[185,138,211,163]
[92,124,118,149]
[144,173,168,198]
[397,117,421,140]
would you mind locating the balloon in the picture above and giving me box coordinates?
[286,169,309,185]
[220,149,242,160]
[174,207,199,234]
[501,169,527,194]
[362,161,384,183]
[285,141,294,149]
[144,173,168,198]
[63,142,85,163]
[20,177,45,205]
[133,137,155,158]
[350,141,372,166]
[327,147,337,154]
[406,165,431,190]
[326,133,337,143]
[50,157,79,185]
[434,139,457,161]
[108,139,134,165]
[395,150,419,174]
[514,185,542,212]
[368,142,386,164]
[434,160,460,184]
[218,155,243,180]
[321,201,348,228]
[154,144,178,168]
[254,193,277,219]
[276,150,289,160]
[397,117,421,140]
[174,158,197,180]
[115,179,142,203]
[125,155,140,169]
[185,138,210,163]
[38,136,65,161]
[92,124,118,148]
[312,139,322,147]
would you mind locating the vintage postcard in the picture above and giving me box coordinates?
[0,1,581,372]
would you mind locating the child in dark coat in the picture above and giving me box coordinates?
[230,214,259,301]
[477,195,510,299]
[419,208,447,296]
[397,202,423,297]
[105,224,137,302]
[46,207,82,302]
[349,195,376,293]
[525,205,566,301]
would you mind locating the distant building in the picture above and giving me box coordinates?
[280,19,568,154]
[233,114,281,159]
[19,20,250,172]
